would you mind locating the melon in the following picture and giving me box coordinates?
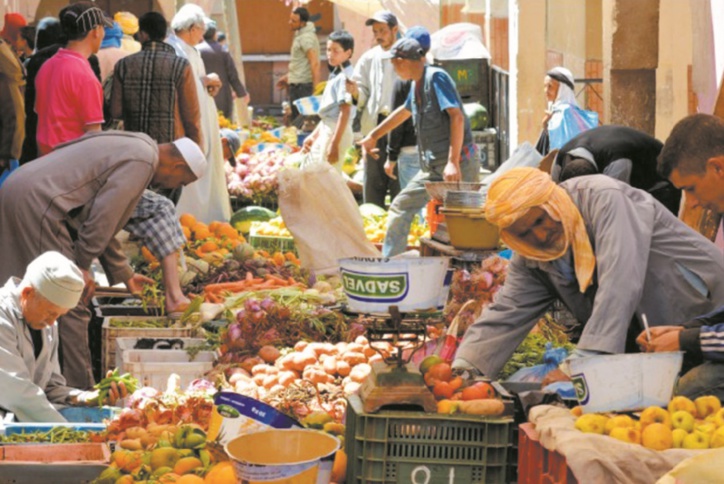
[230,206,276,234]
[463,103,489,130]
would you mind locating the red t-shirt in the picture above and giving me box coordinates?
[35,48,104,154]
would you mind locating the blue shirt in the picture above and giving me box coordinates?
[404,70,461,112]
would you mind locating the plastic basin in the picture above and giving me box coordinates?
[568,352,683,413]
[225,428,339,484]
[338,257,452,313]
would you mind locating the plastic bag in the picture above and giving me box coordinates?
[277,162,380,274]
[507,343,570,383]
[0,159,19,188]
[548,104,599,151]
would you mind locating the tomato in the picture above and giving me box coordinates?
[426,363,453,383]
[461,382,496,401]
[432,381,454,399]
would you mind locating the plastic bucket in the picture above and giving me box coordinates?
[440,207,500,250]
[338,257,452,313]
[225,429,340,484]
[568,352,683,413]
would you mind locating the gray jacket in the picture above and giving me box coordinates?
[197,40,247,119]
[0,279,81,421]
[456,175,724,378]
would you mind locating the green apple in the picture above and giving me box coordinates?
[682,431,710,449]
[668,396,698,416]
[672,428,688,448]
[671,410,696,432]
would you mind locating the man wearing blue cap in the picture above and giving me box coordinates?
[359,37,480,257]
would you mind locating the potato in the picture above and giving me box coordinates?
[344,381,361,394]
[336,360,351,377]
[294,341,308,352]
[278,371,298,387]
[322,356,338,375]
[458,399,505,416]
[240,356,264,374]
[268,384,286,394]
[251,364,270,376]
[262,374,279,389]
[307,342,336,357]
[276,354,295,371]
[124,427,147,440]
[368,354,383,364]
[335,342,348,354]
[346,343,364,354]
[258,345,281,364]
[292,351,317,372]
[363,346,377,358]
[252,373,266,386]
[341,351,367,366]
[354,335,369,346]
[303,366,331,385]
[349,363,372,383]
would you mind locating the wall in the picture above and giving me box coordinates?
[655,0,692,140]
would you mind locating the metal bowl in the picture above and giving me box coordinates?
[424,181,484,202]
[445,190,485,208]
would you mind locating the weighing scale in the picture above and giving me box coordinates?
[358,306,438,413]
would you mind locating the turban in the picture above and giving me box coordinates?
[114,11,139,35]
[485,167,596,292]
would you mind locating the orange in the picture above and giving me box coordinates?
[461,382,495,401]
[216,224,238,240]
[426,363,452,383]
[141,246,157,264]
[180,213,197,228]
[331,449,347,483]
[432,381,454,399]
[437,399,459,414]
[199,241,219,253]
[193,226,212,241]
[272,252,286,266]
[182,226,192,241]
[174,456,203,475]
[204,461,237,484]
[177,474,205,484]
[208,221,222,234]
[158,473,182,483]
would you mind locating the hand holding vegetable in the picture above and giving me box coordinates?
[85,369,138,406]
[125,273,155,296]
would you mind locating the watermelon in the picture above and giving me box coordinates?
[230,206,276,233]
[463,103,489,130]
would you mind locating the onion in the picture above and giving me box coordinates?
[227,323,242,342]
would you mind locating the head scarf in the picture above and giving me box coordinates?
[101,21,123,49]
[35,16,62,51]
[114,11,139,35]
[547,66,578,107]
[484,167,596,292]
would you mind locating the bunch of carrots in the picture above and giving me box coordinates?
[203,271,303,303]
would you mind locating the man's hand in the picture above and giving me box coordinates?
[204,73,222,96]
[541,368,572,387]
[276,74,288,90]
[80,269,96,306]
[384,160,397,179]
[301,135,314,153]
[75,371,129,406]
[125,273,154,296]
[344,78,358,99]
[637,326,683,353]
[358,136,378,160]
[443,161,462,182]
[242,93,251,104]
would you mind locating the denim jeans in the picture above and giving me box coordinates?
[676,361,724,401]
[382,153,480,257]
[396,149,421,190]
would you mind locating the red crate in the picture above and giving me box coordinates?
[518,423,577,484]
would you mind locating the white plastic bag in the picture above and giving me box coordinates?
[277,163,380,274]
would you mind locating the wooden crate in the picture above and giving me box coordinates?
[101,317,194,375]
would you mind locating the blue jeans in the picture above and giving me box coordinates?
[397,149,421,190]
[676,361,724,401]
[382,154,480,257]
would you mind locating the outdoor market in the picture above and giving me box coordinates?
[1,0,724,483]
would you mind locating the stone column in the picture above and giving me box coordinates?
[602,0,659,134]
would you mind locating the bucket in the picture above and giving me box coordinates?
[568,352,683,413]
[225,429,340,484]
[440,207,500,250]
[338,257,452,313]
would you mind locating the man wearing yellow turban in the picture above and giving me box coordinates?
[114,11,141,53]
[453,167,724,380]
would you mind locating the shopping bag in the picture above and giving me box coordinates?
[548,104,599,150]
[277,162,380,274]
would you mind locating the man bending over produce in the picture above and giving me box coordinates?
[0,252,124,422]
[0,131,206,389]
[452,168,724,380]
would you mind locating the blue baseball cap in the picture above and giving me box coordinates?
[382,37,424,60]
[404,26,430,55]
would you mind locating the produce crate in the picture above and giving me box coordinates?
[518,423,577,484]
[472,128,498,170]
[345,394,514,484]
[0,443,110,484]
[101,317,195,376]
[2,423,107,436]
[249,233,297,255]
[115,337,215,389]
[94,304,162,318]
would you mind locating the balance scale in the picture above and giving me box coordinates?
[357,306,438,413]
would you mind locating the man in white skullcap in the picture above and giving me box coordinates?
[0,131,206,389]
[0,252,125,422]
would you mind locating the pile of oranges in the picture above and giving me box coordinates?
[180,214,246,259]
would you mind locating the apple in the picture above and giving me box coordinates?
[575,414,607,434]
[641,423,673,450]
[570,406,583,417]
[640,406,673,429]
[672,428,688,448]
[710,425,724,448]
[682,431,710,449]
[696,422,717,436]
[694,395,722,419]
[671,410,696,432]
[668,396,698,417]
[605,415,635,434]
[609,427,641,445]
[711,408,724,428]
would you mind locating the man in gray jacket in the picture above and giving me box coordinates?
[0,131,206,388]
[0,252,124,421]
[453,168,724,380]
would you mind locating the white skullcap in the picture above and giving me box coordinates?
[173,137,207,179]
[25,252,84,309]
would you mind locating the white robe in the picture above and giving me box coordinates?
[166,34,231,223]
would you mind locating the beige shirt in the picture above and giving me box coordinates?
[288,22,319,84]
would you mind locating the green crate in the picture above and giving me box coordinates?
[248,234,297,255]
[345,394,514,484]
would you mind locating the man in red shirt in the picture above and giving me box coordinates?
[35,2,111,155]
